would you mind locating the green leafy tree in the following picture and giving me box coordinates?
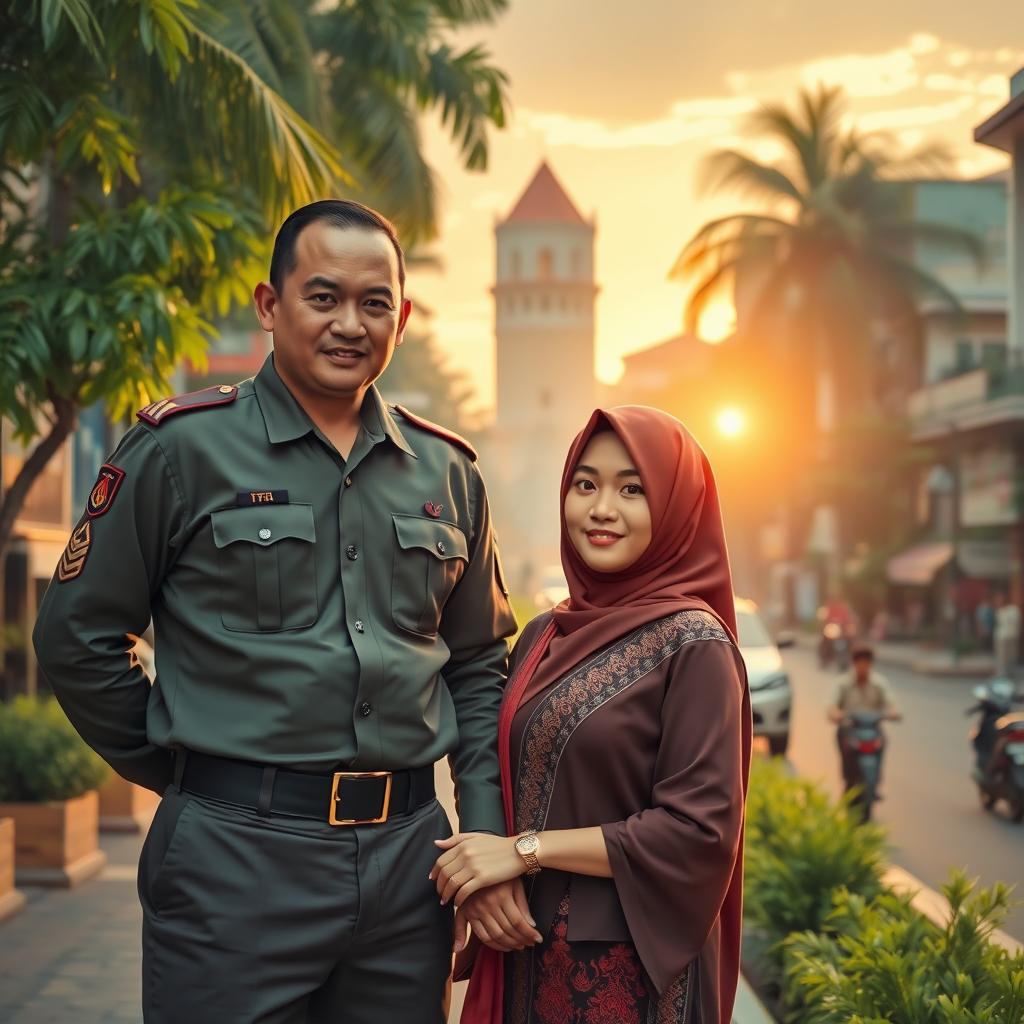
[0,0,509,562]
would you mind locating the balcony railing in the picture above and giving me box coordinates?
[909,351,1024,434]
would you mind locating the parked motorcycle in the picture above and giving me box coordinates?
[818,622,851,672]
[840,709,888,822]
[967,679,1024,823]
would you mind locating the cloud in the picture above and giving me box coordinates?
[515,95,757,150]
[506,34,1023,156]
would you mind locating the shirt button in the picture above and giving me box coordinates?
[346,544,358,561]
[353,620,365,633]
[344,476,353,488]
[359,702,372,717]
[436,541,446,555]
[258,528,272,541]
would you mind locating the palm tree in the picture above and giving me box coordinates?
[195,0,510,245]
[672,84,983,425]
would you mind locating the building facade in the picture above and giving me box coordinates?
[486,162,598,588]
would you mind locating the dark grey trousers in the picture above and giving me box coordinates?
[138,787,454,1023]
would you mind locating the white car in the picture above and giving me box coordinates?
[735,597,792,757]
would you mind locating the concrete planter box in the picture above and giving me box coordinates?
[99,774,159,833]
[0,790,107,888]
[0,817,26,921]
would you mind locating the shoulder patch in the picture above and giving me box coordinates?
[392,405,477,462]
[137,385,238,426]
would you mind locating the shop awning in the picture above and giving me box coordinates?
[887,542,953,586]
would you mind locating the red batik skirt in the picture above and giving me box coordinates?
[505,892,696,1024]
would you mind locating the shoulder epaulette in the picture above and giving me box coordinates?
[392,405,477,462]
[137,385,238,426]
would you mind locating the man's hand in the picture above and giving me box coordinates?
[452,879,542,953]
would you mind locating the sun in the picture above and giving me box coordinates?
[716,406,746,438]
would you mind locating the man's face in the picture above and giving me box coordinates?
[255,221,411,402]
[853,656,872,683]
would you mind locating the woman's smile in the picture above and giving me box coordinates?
[584,529,624,547]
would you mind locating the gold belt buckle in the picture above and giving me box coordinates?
[328,771,393,826]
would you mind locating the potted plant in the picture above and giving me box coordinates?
[0,816,26,921]
[99,773,159,833]
[0,697,110,887]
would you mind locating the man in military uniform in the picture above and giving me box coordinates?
[33,200,540,1022]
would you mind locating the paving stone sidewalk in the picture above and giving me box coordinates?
[0,830,145,1024]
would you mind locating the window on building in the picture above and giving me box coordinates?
[511,250,522,280]
[537,248,554,281]
[981,341,1007,373]
[954,339,975,372]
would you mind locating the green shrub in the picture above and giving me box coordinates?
[0,697,110,801]
[744,757,886,951]
[783,871,1024,1023]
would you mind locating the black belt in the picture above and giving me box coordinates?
[177,750,435,825]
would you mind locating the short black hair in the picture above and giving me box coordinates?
[269,199,406,294]
[851,642,874,662]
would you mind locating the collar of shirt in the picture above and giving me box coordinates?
[253,354,417,459]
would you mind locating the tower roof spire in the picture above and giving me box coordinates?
[503,161,586,225]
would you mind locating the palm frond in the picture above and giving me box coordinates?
[671,214,790,280]
[121,16,348,220]
[420,42,509,170]
[698,149,804,206]
[431,0,509,25]
[332,76,438,243]
[35,0,104,57]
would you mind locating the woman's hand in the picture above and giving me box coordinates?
[430,832,525,907]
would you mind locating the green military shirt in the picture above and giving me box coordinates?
[33,356,517,834]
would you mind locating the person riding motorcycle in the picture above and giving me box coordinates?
[828,643,902,797]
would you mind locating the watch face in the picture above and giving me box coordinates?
[517,835,539,855]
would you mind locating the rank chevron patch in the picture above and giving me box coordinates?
[57,521,92,583]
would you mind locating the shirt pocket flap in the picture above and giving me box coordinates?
[392,514,468,562]
[211,504,316,549]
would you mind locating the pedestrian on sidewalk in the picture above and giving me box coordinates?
[31,200,523,1023]
[993,592,1020,678]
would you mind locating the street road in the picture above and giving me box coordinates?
[780,647,1024,941]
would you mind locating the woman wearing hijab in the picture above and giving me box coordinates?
[430,406,751,1024]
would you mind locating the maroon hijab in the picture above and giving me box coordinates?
[521,404,738,705]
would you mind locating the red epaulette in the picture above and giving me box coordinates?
[137,385,238,426]
[392,405,478,462]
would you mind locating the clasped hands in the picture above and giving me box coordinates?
[430,832,543,954]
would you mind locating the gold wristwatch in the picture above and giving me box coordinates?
[514,830,542,876]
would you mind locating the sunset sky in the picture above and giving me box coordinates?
[402,0,1023,415]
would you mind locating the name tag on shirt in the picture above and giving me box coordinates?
[236,490,289,506]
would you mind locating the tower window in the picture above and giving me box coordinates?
[537,248,555,281]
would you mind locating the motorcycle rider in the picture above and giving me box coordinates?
[828,643,902,796]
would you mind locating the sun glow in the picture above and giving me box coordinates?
[716,407,746,438]
[697,300,736,344]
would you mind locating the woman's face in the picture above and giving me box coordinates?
[564,431,653,573]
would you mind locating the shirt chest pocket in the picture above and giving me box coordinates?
[210,504,319,633]
[391,514,469,637]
